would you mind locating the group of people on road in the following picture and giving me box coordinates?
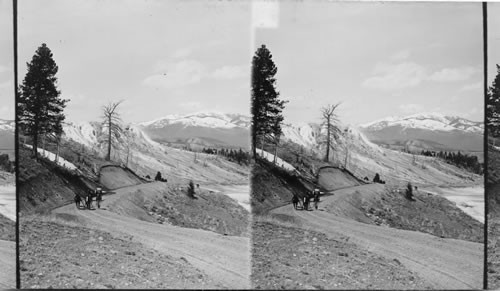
[74,187,104,210]
[292,188,321,211]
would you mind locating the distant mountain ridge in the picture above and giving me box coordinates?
[358,112,483,154]
[139,111,250,149]
[0,119,14,155]
[360,112,482,134]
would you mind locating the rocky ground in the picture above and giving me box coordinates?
[251,219,432,290]
[20,216,220,289]
[323,184,484,243]
[488,145,500,289]
[104,182,249,237]
[488,213,500,290]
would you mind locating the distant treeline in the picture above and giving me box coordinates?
[420,150,483,174]
[202,147,251,165]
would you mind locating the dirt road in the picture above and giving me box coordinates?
[272,184,483,289]
[0,239,15,289]
[53,183,250,289]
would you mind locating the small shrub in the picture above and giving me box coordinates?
[405,182,414,200]
[187,180,196,198]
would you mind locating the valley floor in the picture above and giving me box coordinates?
[20,181,251,289]
[252,184,483,289]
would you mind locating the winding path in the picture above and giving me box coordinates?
[0,239,15,289]
[53,182,250,289]
[272,184,483,289]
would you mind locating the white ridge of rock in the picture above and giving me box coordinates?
[256,148,296,172]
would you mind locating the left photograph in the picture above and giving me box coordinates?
[0,0,16,289]
[17,0,251,289]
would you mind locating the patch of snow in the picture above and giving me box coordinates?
[23,144,77,170]
[256,148,296,171]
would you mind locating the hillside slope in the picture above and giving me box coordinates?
[62,122,249,186]
[280,123,482,187]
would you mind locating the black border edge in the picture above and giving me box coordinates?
[13,0,19,289]
[483,2,488,290]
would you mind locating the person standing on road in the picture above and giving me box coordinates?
[304,194,310,211]
[87,189,94,210]
[292,195,299,210]
[74,195,81,208]
[96,187,103,209]
[313,188,320,210]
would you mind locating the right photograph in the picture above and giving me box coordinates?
[251,2,484,290]
[487,2,500,290]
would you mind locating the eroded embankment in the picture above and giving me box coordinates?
[102,182,249,236]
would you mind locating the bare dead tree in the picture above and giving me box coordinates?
[101,101,124,161]
[321,103,342,163]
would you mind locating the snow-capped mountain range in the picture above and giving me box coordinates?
[140,111,250,129]
[0,119,14,132]
[358,112,483,154]
[359,112,483,134]
[0,119,14,152]
[139,112,250,149]
[279,113,483,155]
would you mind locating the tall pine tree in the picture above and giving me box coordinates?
[251,44,286,158]
[19,43,68,159]
[487,64,500,138]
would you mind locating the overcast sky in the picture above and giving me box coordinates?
[254,2,484,126]
[489,3,500,86]
[0,0,14,120]
[18,0,251,123]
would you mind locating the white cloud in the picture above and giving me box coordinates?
[0,80,12,90]
[180,101,203,111]
[143,59,206,89]
[459,81,482,91]
[390,50,411,61]
[0,65,9,74]
[211,65,247,80]
[428,66,479,82]
[172,47,192,59]
[362,62,427,90]
[251,0,279,28]
[0,105,13,120]
[399,103,424,114]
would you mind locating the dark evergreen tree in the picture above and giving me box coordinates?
[251,44,287,158]
[487,65,500,137]
[19,43,68,159]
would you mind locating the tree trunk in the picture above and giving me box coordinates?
[55,139,60,163]
[33,132,38,159]
[107,117,112,161]
[273,140,278,164]
[252,127,257,159]
[42,135,46,158]
[325,121,331,162]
